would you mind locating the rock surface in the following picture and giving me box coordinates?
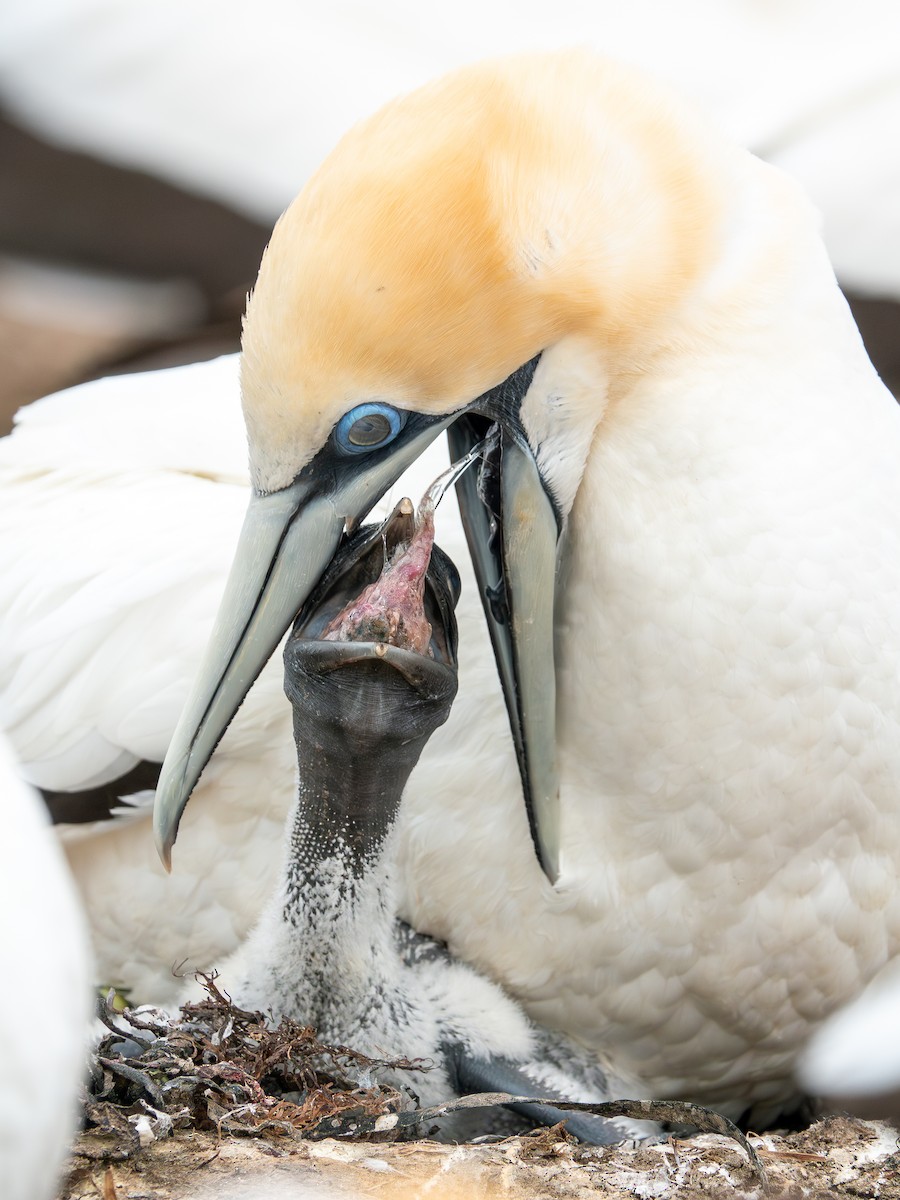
[61,1114,899,1200]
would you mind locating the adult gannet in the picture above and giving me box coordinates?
[0,734,92,1200]
[152,51,900,1127]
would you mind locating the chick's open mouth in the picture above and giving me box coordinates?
[291,490,461,670]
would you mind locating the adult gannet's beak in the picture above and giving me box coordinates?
[448,412,561,880]
[154,356,562,880]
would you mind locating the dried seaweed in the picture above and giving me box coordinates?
[84,973,426,1146]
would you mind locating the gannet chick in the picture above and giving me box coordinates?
[218,466,642,1143]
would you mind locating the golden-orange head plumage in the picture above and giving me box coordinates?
[241,50,732,492]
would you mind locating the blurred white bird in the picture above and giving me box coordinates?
[797,960,900,1118]
[0,734,92,1200]
[0,0,898,299]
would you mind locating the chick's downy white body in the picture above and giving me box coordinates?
[2,53,900,1126]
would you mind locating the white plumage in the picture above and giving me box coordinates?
[0,734,92,1200]
[2,51,900,1131]
[0,358,295,997]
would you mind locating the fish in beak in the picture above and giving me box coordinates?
[154,354,563,879]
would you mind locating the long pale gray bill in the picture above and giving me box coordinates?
[500,438,560,879]
[449,422,561,880]
[153,419,453,866]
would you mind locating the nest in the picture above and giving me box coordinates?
[85,973,430,1152]
[81,974,769,1188]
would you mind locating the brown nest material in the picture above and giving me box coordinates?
[86,973,427,1148]
[82,974,769,1186]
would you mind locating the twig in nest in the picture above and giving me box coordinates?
[96,1058,165,1109]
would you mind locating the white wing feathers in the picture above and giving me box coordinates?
[0,356,249,794]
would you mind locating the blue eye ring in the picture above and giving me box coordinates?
[334,402,406,455]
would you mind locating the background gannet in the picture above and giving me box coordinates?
[0,357,295,1000]
[0,734,92,1200]
[0,0,897,302]
[797,960,900,1121]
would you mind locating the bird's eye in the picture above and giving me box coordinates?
[335,403,406,455]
